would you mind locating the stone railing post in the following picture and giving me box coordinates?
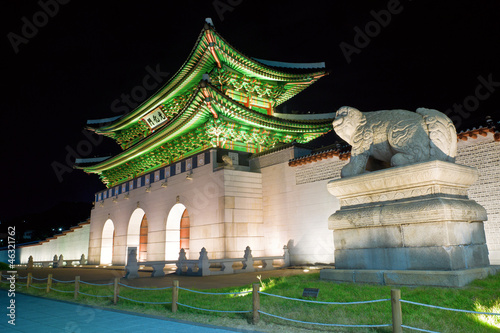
[124,247,139,279]
[57,254,64,268]
[176,249,187,275]
[198,248,210,276]
[283,245,290,267]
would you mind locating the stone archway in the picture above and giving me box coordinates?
[100,219,114,265]
[127,208,147,261]
[165,203,190,260]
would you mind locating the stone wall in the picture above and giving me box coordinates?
[455,132,500,264]
[258,148,340,265]
[0,223,90,264]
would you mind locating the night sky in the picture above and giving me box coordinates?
[1,0,499,222]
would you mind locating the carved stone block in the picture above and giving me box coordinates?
[327,160,490,271]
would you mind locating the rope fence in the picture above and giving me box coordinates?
[1,272,499,332]
[80,281,114,286]
[258,310,392,328]
[258,290,390,305]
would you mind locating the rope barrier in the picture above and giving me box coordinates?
[177,302,250,313]
[1,274,13,278]
[258,291,390,305]
[17,276,28,280]
[78,291,113,298]
[32,277,48,281]
[52,278,75,283]
[401,325,440,333]
[118,295,172,304]
[118,283,173,291]
[30,285,46,290]
[50,287,74,294]
[401,299,500,316]
[178,287,251,296]
[80,281,114,286]
[258,310,392,328]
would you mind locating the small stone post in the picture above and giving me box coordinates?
[74,276,80,299]
[391,289,402,333]
[46,274,52,293]
[27,256,34,270]
[27,272,32,288]
[172,280,179,313]
[113,277,119,305]
[283,245,290,267]
[252,283,260,324]
[198,248,210,276]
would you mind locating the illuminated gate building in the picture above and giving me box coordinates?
[77,20,337,265]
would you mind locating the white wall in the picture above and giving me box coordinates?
[12,223,90,264]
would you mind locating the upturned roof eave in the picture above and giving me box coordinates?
[90,22,328,134]
[78,83,333,174]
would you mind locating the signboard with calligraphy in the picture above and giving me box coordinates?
[142,107,169,129]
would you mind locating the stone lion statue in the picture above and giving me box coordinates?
[332,106,457,177]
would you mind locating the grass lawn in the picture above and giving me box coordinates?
[2,271,500,332]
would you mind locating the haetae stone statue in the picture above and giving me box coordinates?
[332,106,457,177]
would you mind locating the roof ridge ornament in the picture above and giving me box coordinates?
[205,18,214,28]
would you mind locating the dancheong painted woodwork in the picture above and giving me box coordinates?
[77,19,332,187]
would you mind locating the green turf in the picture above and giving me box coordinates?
[2,271,499,333]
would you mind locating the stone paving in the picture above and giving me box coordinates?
[0,292,258,332]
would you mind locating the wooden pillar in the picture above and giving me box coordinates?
[46,274,52,293]
[172,280,179,313]
[74,276,80,299]
[27,273,32,289]
[252,283,260,324]
[391,289,402,333]
[113,278,119,305]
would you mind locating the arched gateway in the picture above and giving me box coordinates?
[100,219,114,265]
[165,203,189,260]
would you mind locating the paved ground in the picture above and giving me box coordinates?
[0,292,259,332]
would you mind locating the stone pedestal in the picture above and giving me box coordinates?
[321,160,493,286]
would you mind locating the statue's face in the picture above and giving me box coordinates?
[333,107,357,143]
